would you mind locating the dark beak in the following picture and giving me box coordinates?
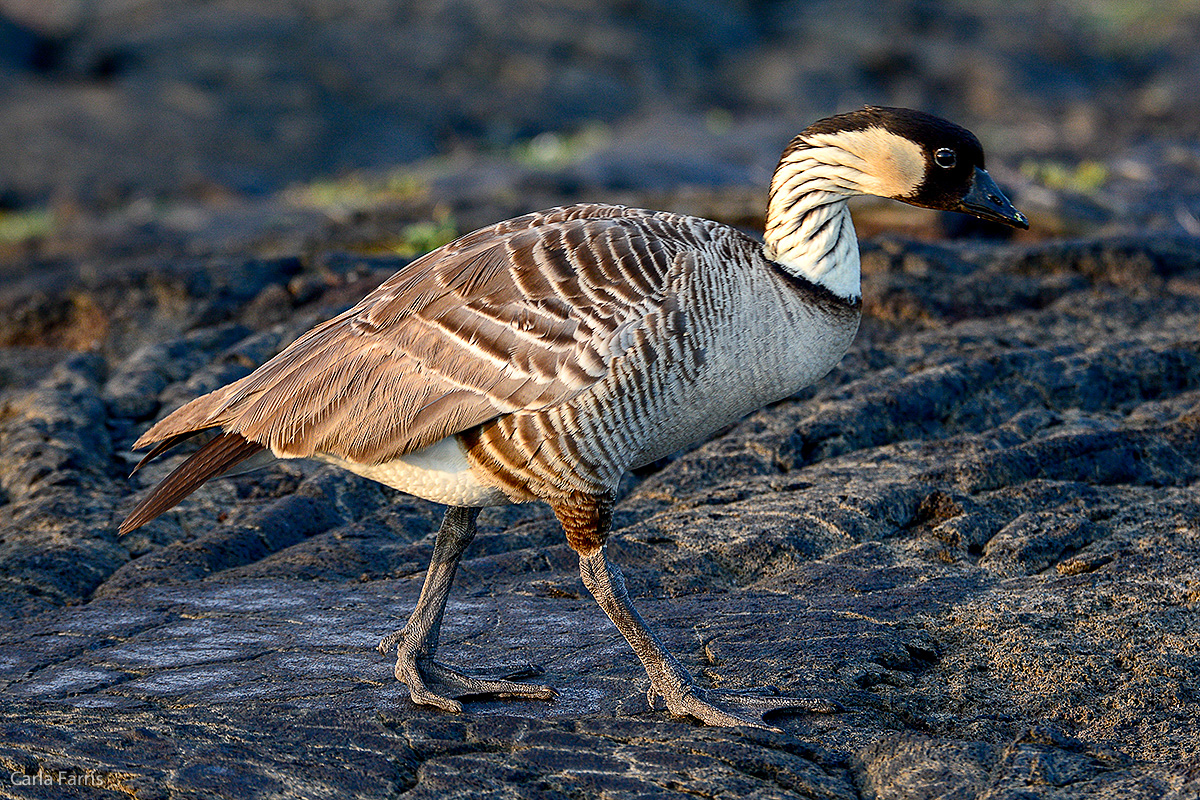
[959,167,1029,229]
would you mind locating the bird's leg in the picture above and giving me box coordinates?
[558,495,837,729]
[379,505,555,711]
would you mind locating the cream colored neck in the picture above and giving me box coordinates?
[762,141,870,303]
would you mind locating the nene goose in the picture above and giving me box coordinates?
[121,107,1027,728]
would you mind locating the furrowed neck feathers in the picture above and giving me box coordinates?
[763,127,924,303]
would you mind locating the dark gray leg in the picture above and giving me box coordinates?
[378,505,555,711]
[578,545,838,729]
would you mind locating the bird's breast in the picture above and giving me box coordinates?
[461,260,862,499]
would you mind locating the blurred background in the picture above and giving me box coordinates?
[2,0,1200,272]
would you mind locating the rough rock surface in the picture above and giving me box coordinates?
[1,221,1198,797]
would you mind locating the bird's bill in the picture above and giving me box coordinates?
[959,167,1029,229]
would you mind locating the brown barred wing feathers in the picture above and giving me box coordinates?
[133,205,689,466]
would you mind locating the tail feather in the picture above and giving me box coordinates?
[120,432,265,535]
[130,430,204,475]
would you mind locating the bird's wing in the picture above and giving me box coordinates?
[134,204,704,464]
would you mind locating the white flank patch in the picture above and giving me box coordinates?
[316,435,508,507]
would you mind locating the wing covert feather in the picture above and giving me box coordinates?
[135,204,709,463]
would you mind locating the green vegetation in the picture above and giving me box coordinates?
[704,108,734,136]
[285,171,430,215]
[0,208,54,244]
[950,0,1200,53]
[1020,159,1110,195]
[284,163,459,258]
[390,212,459,258]
[1073,0,1199,44]
[511,123,610,167]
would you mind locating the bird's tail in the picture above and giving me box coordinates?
[119,431,266,535]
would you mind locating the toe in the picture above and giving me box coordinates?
[408,685,465,714]
[377,628,407,656]
[393,655,466,713]
[658,685,840,729]
[424,660,557,700]
[673,692,780,730]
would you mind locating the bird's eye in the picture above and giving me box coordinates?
[934,148,957,168]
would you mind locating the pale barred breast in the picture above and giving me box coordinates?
[464,227,862,500]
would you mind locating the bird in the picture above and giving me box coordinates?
[120,107,1027,728]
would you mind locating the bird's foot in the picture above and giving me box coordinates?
[378,630,557,713]
[650,682,840,731]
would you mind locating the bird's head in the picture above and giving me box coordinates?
[782,106,1029,229]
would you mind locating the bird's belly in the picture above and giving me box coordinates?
[316,435,509,507]
[623,377,778,469]
[623,314,859,469]
[629,402,748,468]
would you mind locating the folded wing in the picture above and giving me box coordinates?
[133,204,690,466]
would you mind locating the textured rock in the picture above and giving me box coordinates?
[1,226,1199,797]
